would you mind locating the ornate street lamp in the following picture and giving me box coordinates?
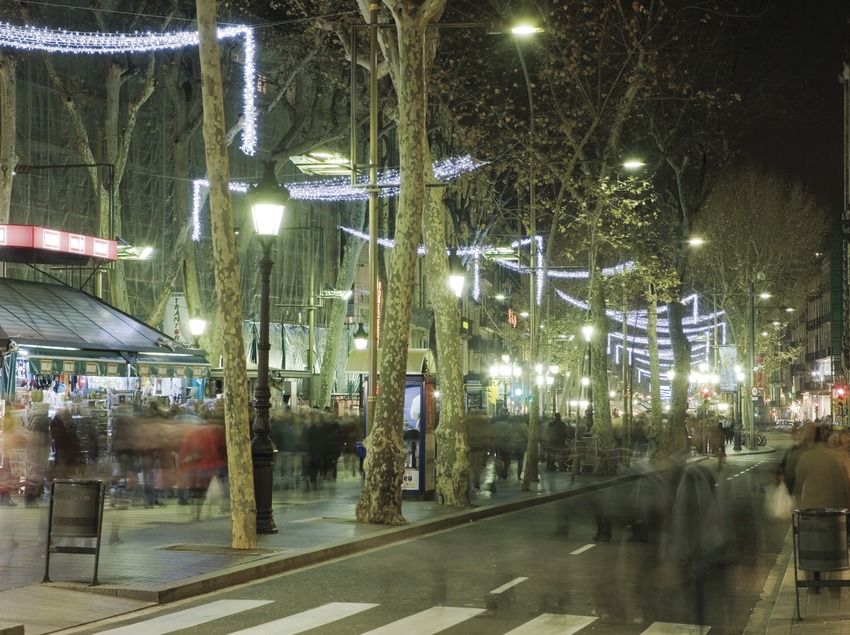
[448,255,466,299]
[248,161,289,535]
[353,323,369,351]
[188,317,207,348]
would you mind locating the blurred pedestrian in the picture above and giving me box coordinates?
[545,413,567,471]
[790,423,850,509]
[465,413,492,493]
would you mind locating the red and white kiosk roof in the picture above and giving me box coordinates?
[0,224,118,265]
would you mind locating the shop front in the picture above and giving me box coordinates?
[0,278,209,493]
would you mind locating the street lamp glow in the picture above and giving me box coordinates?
[759,292,772,299]
[249,162,289,236]
[489,364,500,377]
[514,387,524,397]
[545,375,554,385]
[535,375,545,386]
[609,390,616,398]
[687,236,705,247]
[549,364,559,375]
[519,311,530,318]
[622,158,645,170]
[448,271,465,298]
[581,324,594,341]
[188,318,207,337]
[510,22,542,36]
[581,376,590,387]
[352,323,368,350]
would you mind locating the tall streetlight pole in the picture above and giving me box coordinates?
[747,281,757,449]
[582,324,595,428]
[515,31,541,489]
[248,162,289,535]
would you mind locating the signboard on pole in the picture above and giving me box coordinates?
[719,346,739,393]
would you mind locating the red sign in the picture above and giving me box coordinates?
[0,224,117,261]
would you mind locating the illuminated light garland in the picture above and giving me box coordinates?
[285,155,484,203]
[191,156,482,240]
[192,179,249,241]
[554,289,725,329]
[0,22,258,155]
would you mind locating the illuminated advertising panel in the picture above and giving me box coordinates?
[0,225,117,261]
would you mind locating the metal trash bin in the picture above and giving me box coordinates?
[796,508,849,572]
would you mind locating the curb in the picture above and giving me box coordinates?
[0,623,24,635]
[46,468,654,605]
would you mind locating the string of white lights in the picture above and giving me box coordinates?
[0,22,257,155]
[284,155,483,202]
[191,156,481,240]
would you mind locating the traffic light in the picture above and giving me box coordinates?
[833,385,848,425]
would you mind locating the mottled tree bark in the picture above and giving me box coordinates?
[589,274,613,453]
[667,298,691,453]
[356,3,442,525]
[647,295,661,448]
[317,206,367,408]
[196,0,256,549]
[0,52,17,228]
[423,185,469,507]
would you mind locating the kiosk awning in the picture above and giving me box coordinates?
[0,278,208,377]
[344,348,436,375]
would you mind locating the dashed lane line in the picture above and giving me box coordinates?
[570,544,596,555]
[490,577,529,594]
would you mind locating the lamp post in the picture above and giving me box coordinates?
[248,161,289,535]
[581,324,594,428]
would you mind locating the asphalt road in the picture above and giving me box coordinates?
[63,449,789,635]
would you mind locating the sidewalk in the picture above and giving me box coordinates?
[0,447,787,635]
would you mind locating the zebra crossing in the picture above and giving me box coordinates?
[94,599,711,634]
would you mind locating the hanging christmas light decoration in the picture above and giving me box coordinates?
[192,156,483,240]
[0,21,258,155]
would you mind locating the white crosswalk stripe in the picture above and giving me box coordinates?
[94,598,714,635]
[228,602,378,634]
[505,613,598,634]
[360,606,486,635]
[640,622,710,634]
[96,599,273,635]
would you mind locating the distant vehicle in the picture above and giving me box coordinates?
[774,419,795,431]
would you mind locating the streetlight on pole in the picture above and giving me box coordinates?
[248,161,289,535]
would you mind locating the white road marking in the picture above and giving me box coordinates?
[570,543,596,555]
[490,576,528,594]
[290,516,323,523]
[97,600,272,635]
[229,602,378,634]
[505,613,597,634]
[641,621,710,634]
[360,606,485,635]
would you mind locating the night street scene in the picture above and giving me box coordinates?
[0,1,849,633]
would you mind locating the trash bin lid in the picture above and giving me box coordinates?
[797,508,848,517]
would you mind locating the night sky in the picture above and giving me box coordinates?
[743,1,848,214]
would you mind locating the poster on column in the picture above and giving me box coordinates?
[402,382,421,491]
